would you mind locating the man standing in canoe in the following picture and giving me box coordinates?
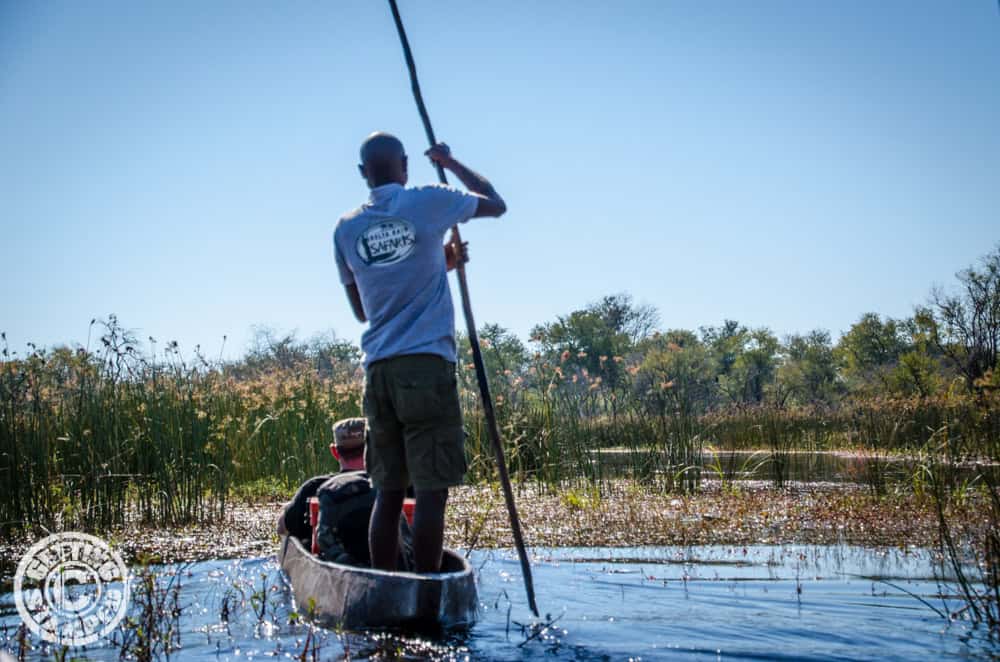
[333,132,506,573]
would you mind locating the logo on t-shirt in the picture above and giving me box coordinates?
[356,219,416,266]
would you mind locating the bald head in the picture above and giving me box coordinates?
[358,132,407,188]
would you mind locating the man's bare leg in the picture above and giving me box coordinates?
[413,488,448,573]
[370,488,405,571]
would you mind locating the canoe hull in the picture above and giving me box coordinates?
[278,535,478,630]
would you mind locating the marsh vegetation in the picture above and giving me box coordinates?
[2,248,999,635]
[4,248,999,528]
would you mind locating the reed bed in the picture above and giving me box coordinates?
[0,320,360,533]
[2,320,999,534]
[459,346,1000,495]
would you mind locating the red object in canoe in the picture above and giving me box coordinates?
[308,497,320,555]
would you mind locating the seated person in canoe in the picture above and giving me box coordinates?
[277,418,412,568]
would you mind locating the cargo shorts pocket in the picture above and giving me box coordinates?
[394,374,462,425]
[409,426,468,489]
[433,428,468,486]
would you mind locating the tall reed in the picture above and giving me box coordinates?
[0,319,360,533]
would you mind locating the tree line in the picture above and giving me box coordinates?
[20,244,990,415]
[462,245,1000,415]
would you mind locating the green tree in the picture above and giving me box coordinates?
[635,332,716,417]
[836,313,909,393]
[530,293,658,389]
[779,330,841,404]
[701,320,744,377]
[458,324,529,380]
[702,322,779,404]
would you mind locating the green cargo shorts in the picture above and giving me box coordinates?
[363,354,467,491]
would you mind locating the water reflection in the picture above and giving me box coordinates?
[591,448,1000,486]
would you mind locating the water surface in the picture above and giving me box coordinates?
[1,545,995,660]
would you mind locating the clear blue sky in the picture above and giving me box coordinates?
[3,1,998,358]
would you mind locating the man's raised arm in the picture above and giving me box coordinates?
[425,143,507,218]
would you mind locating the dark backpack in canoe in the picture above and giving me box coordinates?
[315,471,375,565]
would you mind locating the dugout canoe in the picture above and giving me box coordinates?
[278,535,478,630]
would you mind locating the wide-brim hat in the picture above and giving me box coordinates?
[332,417,366,450]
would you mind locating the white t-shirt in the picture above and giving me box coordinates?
[333,183,479,367]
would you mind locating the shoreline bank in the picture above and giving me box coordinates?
[1,480,985,586]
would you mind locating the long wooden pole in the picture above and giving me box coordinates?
[387,0,539,617]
